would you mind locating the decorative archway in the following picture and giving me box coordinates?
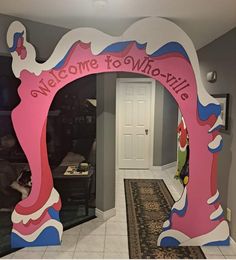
[6,17,229,247]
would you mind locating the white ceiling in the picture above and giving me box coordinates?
[0,0,236,50]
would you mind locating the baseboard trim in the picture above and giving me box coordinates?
[161,161,177,170]
[151,161,177,171]
[95,208,116,221]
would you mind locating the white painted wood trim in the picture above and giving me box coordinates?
[115,78,155,170]
[161,161,177,170]
[115,82,119,171]
[95,208,116,221]
[150,79,156,169]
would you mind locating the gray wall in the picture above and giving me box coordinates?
[161,87,178,165]
[96,73,116,211]
[197,27,236,240]
[0,13,68,60]
[154,85,165,166]
[153,83,178,166]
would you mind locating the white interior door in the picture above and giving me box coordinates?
[116,78,155,169]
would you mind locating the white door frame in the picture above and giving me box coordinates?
[115,78,156,170]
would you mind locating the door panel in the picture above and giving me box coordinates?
[117,80,152,169]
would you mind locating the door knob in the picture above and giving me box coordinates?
[145,129,149,135]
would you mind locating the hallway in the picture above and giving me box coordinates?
[3,167,236,259]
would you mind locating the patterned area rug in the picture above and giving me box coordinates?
[124,179,206,259]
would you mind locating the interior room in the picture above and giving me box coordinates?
[0,0,236,259]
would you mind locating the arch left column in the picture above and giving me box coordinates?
[11,85,62,247]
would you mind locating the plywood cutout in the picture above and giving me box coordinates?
[6,17,229,247]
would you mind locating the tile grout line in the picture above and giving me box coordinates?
[71,227,81,259]
[41,246,47,259]
[102,220,107,259]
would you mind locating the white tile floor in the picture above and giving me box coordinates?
[2,167,236,259]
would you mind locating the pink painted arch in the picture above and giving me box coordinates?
[6,17,229,248]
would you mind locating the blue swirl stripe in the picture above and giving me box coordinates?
[100,41,189,61]
[54,44,76,69]
[211,211,224,221]
[150,42,189,61]
[9,31,24,52]
[198,99,221,121]
[11,226,61,248]
[170,197,188,218]
[208,139,223,153]
[209,124,223,133]
[204,237,230,246]
[160,237,181,247]
[48,207,60,221]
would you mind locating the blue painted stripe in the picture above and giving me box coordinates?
[204,237,230,246]
[9,31,24,52]
[163,226,171,231]
[160,236,181,247]
[11,226,61,248]
[100,41,188,62]
[54,44,75,69]
[209,124,223,133]
[208,139,223,153]
[150,42,189,61]
[171,197,188,217]
[211,211,224,221]
[48,207,60,221]
[198,99,222,121]
[136,42,147,50]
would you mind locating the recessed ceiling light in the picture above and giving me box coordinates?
[93,0,108,7]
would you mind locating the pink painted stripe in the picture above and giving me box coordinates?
[13,211,51,235]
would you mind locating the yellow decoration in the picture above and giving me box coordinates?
[183,176,189,185]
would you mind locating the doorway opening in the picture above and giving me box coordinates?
[115,74,185,196]
[46,75,97,229]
